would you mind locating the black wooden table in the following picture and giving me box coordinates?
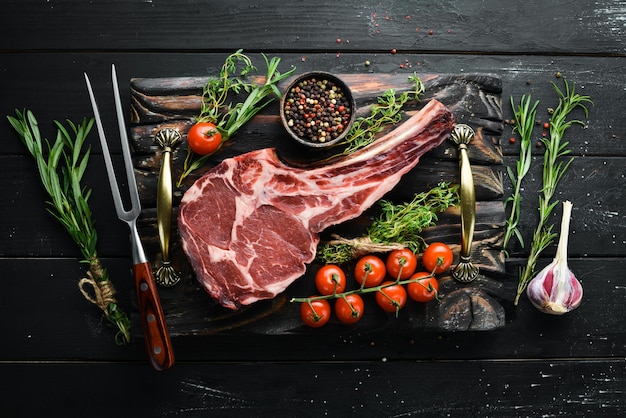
[1,1,625,416]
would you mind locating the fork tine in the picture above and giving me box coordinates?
[84,71,127,221]
[111,64,142,218]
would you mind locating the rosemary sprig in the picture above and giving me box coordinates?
[504,94,538,251]
[177,50,295,186]
[339,74,424,155]
[317,182,459,264]
[514,79,593,305]
[7,109,132,344]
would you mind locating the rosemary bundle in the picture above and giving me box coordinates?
[8,109,131,344]
[317,182,459,264]
[340,74,425,155]
[178,50,295,186]
[514,79,592,304]
[504,94,538,251]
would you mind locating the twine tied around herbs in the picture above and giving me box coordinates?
[78,271,117,316]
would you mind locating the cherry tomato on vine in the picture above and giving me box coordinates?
[315,264,347,295]
[407,272,439,302]
[386,248,418,280]
[300,297,331,328]
[422,242,453,274]
[375,282,407,314]
[335,294,365,324]
[187,122,223,155]
[354,255,386,288]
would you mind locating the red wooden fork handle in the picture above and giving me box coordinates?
[133,262,175,371]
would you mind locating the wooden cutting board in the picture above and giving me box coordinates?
[129,72,506,335]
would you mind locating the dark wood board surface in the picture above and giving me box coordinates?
[1,0,625,416]
[129,71,506,334]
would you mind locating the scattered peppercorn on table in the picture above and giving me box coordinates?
[1,1,625,416]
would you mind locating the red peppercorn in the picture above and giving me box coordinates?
[509,137,516,144]
[428,30,434,35]
[543,122,550,129]
[336,38,341,43]
[391,48,397,54]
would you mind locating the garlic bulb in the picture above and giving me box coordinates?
[526,201,583,314]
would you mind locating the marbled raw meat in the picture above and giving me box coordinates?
[178,99,454,309]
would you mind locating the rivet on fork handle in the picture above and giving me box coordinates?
[449,124,479,283]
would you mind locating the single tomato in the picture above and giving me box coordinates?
[300,298,331,328]
[386,248,418,280]
[315,264,347,295]
[422,242,453,274]
[335,294,365,324]
[375,282,407,314]
[354,255,386,288]
[187,122,223,155]
[407,272,439,302]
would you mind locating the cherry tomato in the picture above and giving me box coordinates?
[335,294,365,324]
[187,122,223,155]
[300,297,331,328]
[375,282,407,313]
[386,248,418,280]
[422,242,453,274]
[407,272,439,302]
[354,255,386,288]
[315,264,347,295]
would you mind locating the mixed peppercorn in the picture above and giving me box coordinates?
[283,76,352,144]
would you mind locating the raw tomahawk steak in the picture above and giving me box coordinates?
[178,99,454,309]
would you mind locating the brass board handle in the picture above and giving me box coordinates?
[155,128,182,287]
[449,124,479,283]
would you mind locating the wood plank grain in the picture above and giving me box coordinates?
[2,53,624,158]
[1,359,624,417]
[3,0,626,55]
[2,53,624,261]
[0,257,623,361]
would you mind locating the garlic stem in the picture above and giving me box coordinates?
[555,200,573,264]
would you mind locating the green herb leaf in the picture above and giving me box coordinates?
[177,51,296,186]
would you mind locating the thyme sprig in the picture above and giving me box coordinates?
[514,79,593,305]
[504,94,538,251]
[7,109,132,344]
[317,182,459,264]
[178,50,295,186]
[339,74,424,155]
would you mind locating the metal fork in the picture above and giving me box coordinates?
[85,65,175,371]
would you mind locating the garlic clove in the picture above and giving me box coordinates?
[526,201,583,315]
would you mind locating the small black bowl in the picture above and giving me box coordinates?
[280,71,356,149]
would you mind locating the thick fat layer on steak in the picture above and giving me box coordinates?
[178,99,454,309]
